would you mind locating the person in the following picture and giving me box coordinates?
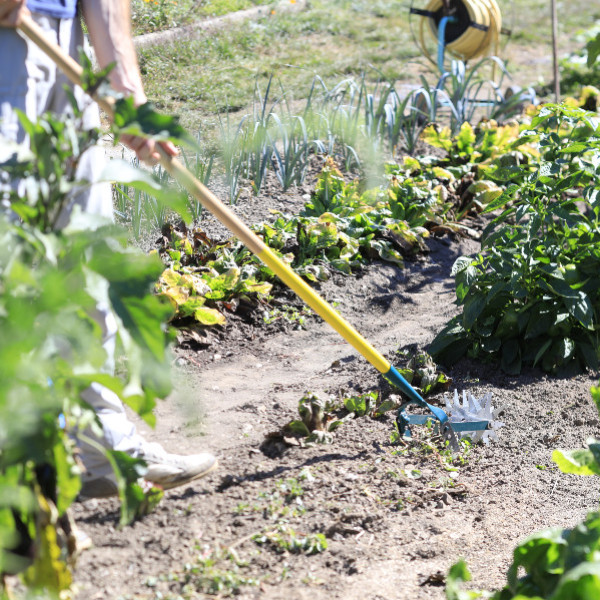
[0,0,218,499]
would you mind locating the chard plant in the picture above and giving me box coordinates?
[154,157,458,330]
[395,350,452,396]
[285,393,350,445]
[430,104,600,375]
[420,119,537,168]
[154,225,274,326]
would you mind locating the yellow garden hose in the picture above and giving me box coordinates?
[412,0,502,65]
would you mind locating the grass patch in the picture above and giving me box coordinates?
[132,0,274,35]
[138,0,418,133]
[137,0,594,143]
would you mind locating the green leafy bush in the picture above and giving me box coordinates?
[430,104,600,375]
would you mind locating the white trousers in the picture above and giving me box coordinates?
[0,13,146,480]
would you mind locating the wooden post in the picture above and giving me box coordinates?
[551,0,560,103]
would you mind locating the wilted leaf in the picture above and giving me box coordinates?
[194,307,226,326]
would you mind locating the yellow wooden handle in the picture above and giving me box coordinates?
[18,14,392,376]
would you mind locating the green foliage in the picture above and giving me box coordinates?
[262,304,312,328]
[430,104,600,375]
[253,525,328,555]
[1,109,102,232]
[109,159,191,237]
[0,101,190,594]
[0,216,172,590]
[446,559,482,600]
[344,391,378,417]
[181,549,260,596]
[211,58,530,203]
[154,225,273,326]
[286,393,350,444]
[153,157,454,330]
[112,96,197,148]
[421,120,536,169]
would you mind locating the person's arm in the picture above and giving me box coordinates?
[80,0,146,104]
[80,0,176,162]
[0,0,29,27]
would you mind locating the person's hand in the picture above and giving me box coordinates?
[117,91,179,164]
[120,134,179,165]
[0,0,28,27]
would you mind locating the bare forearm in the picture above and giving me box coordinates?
[80,0,146,104]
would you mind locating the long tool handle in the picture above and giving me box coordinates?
[17,16,445,420]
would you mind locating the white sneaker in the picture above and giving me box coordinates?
[79,443,217,499]
[139,442,218,490]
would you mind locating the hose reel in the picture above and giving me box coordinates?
[410,0,503,70]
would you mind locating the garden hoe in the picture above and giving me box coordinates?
[17,16,504,451]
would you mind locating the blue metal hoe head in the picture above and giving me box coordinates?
[384,365,496,452]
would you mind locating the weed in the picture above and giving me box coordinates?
[263,304,312,328]
[181,548,259,597]
[253,525,328,555]
[277,478,305,503]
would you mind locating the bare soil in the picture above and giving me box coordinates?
[72,160,600,600]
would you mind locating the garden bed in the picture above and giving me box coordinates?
[72,165,600,599]
[65,3,600,599]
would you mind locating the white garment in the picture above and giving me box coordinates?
[0,13,145,481]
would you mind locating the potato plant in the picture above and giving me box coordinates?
[430,104,600,375]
